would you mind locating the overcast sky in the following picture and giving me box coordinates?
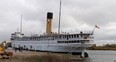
[0,0,116,45]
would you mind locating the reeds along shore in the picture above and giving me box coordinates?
[0,53,84,62]
[24,54,70,62]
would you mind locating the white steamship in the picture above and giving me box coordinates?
[11,1,94,57]
[11,12,94,57]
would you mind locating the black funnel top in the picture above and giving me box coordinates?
[47,12,53,19]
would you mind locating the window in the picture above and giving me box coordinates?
[74,35,76,38]
[76,35,79,38]
[59,36,61,38]
[65,35,66,38]
[72,35,73,38]
[77,40,79,43]
[74,41,76,43]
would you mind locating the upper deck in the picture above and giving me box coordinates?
[11,31,94,41]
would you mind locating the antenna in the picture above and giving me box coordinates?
[58,0,62,34]
[20,14,22,33]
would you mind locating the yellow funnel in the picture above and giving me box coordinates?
[46,12,53,35]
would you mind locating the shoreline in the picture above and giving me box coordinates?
[1,49,85,62]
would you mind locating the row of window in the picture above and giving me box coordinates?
[11,34,90,41]
[59,35,79,38]
[57,40,89,43]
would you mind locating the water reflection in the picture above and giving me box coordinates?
[86,50,116,62]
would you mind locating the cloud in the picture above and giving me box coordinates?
[66,0,116,26]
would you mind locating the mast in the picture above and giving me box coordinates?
[58,0,62,34]
[20,14,22,33]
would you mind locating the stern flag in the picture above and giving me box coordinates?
[95,25,100,29]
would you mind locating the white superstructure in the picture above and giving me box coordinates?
[11,31,93,53]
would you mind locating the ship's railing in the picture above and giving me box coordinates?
[59,31,93,35]
[38,30,93,36]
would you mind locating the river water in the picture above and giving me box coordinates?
[85,50,116,62]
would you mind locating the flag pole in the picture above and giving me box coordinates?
[92,27,96,35]
[58,0,61,34]
[92,25,100,34]
[20,14,22,33]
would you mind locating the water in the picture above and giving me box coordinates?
[85,50,116,62]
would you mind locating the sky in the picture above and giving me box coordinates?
[0,0,116,45]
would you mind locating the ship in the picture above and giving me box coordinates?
[11,0,94,58]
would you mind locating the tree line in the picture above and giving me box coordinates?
[88,44,116,50]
